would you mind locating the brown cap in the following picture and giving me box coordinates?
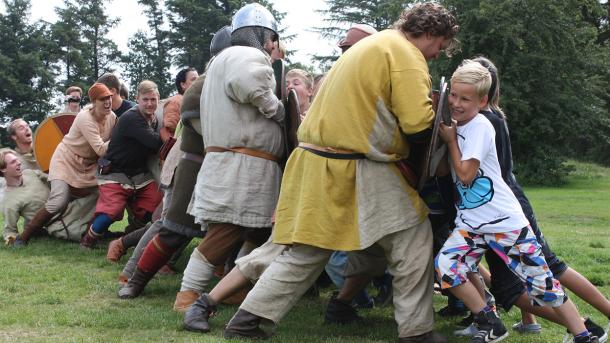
[88,83,113,102]
[338,24,378,48]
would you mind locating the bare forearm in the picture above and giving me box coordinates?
[447,141,477,185]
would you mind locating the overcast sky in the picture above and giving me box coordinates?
[2,0,342,69]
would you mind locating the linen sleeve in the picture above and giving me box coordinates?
[225,51,283,122]
[390,68,435,135]
[3,203,20,239]
[79,112,114,157]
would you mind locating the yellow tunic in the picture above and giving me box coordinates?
[273,30,434,251]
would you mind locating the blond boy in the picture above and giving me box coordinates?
[436,61,596,343]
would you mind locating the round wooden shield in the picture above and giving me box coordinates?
[33,113,76,173]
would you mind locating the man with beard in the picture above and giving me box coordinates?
[80,80,164,249]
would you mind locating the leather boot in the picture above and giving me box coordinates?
[224,309,270,339]
[80,228,101,249]
[117,267,155,299]
[119,234,175,299]
[183,293,218,333]
[20,208,54,243]
[324,292,362,324]
[106,238,126,262]
[173,290,201,312]
[398,331,448,343]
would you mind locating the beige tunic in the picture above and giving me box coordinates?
[188,46,284,228]
[14,147,39,171]
[48,106,117,188]
[159,134,182,188]
[2,170,50,239]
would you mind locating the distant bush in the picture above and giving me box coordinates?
[514,150,575,186]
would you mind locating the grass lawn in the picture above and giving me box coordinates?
[0,161,608,342]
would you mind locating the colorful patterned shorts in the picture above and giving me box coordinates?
[435,226,567,307]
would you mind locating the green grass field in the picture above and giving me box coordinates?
[0,161,608,342]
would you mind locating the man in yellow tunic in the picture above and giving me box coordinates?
[224,3,459,342]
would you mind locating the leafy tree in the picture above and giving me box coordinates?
[577,0,610,164]
[312,0,410,70]
[122,0,173,98]
[313,0,608,183]
[166,0,243,70]
[165,0,284,71]
[122,31,157,98]
[51,0,91,93]
[0,0,57,146]
[316,0,408,38]
[434,0,609,184]
[53,0,121,91]
[77,0,121,81]
[285,61,316,76]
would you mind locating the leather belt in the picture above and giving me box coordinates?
[182,152,204,164]
[298,142,365,160]
[205,146,279,162]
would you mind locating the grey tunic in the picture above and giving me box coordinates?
[188,46,284,228]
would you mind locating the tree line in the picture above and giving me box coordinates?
[0,0,608,184]
[0,0,280,127]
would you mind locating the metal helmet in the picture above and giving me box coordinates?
[231,3,278,37]
[210,25,232,56]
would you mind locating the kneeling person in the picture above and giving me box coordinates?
[81,80,165,249]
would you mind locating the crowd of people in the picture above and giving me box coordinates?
[1,2,608,343]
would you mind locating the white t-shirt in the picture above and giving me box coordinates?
[452,114,528,233]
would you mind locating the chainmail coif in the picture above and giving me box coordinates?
[231,26,275,53]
